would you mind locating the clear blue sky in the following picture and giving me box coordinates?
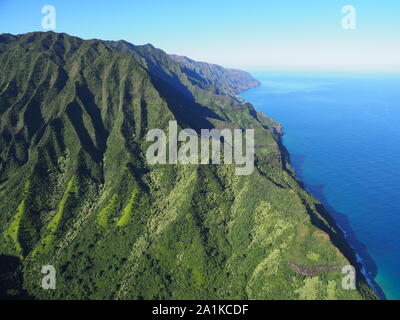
[1,0,399,71]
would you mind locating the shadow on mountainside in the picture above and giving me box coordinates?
[0,255,33,300]
[149,72,226,133]
[106,40,226,132]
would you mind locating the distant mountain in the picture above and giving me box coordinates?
[0,31,376,300]
[169,54,261,98]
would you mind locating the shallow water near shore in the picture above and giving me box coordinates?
[240,71,400,300]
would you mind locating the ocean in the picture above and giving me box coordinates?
[239,71,400,300]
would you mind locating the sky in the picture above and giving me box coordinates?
[0,0,399,71]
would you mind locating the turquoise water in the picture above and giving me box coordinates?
[240,71,400,300]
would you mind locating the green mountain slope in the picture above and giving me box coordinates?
[0,31,376,300]
[169,54,261,98]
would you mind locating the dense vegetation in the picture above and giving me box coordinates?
[169,54,261,99]
[0,31,376,300]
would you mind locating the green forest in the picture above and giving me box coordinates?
[0,32,376,300]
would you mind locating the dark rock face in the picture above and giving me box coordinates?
[0,255,32,299]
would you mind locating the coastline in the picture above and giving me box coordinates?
[238,83,384,300]
[275,133,384,299]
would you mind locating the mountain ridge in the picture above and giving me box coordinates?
[0,31,377,300]
[169,53,261,98]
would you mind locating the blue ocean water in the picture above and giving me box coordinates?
[240,71,400,300]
